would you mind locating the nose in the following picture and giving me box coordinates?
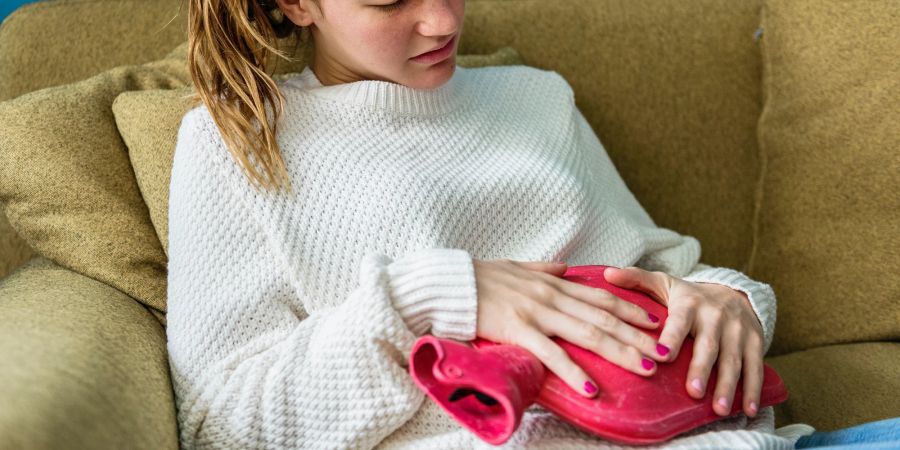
[416,0,462,37]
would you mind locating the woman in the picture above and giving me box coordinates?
[165,0,898,448]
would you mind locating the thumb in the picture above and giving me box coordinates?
[603,266,640,287]
[604,266,670,306]
[522,260,569,276]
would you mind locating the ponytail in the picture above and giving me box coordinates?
[183,0,320,195]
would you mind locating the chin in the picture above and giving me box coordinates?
[407,58,456,89]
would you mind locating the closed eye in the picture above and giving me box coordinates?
[375,0,405,12]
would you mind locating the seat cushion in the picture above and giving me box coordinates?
[752,0,900,355]
[764,341,900,431]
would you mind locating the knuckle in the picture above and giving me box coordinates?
[625,345,642,361]
[723,352,742,369]
[529,340,557,365]
[640,332,657,349]
[531,282,557,301]
[516,297,542,321]
[579,321,604,342]
[683,294,703,307]
[748,332,764,348]
[706,307,724,322]
[593,309,617,329]
[702,336,719,354]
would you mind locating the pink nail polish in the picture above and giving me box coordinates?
[691,378,703,392]
[641,358,654,370]
[718,397,729,409]
[647,312,659,323]
[656,343,670,356]
[584,380,598,394]
[749,401,758,414]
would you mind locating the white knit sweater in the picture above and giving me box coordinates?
[166,64,815,449]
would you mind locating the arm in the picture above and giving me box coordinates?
[166,112,479,450]
[572,105,776,355]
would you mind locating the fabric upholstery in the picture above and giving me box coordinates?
[752,0,900,355]
[0,256,177,450]
[765,342,900,431]
[0,43,192,325]
[0,0,188,102]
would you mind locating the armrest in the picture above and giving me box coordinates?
[0,256,177,450]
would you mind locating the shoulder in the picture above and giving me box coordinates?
[461,65,575,119]
[172,103,235,177]
[463,64,575,103]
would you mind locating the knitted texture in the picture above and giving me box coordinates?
[166,64,804,449]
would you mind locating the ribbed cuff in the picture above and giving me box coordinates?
[386,248,479,342]
[682,265,777,355]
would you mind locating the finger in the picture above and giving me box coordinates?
[602,266,670,306]
[684,313,721,400]
[514,322,600,398]
[742,334,765,418]
[542,272,661,330]
[536,306,657,377]
[516,260,569,276]
[552,294,668,362]
[657,301,697,362]
[712,324,744,417]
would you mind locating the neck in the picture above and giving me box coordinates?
[284,63,471,117]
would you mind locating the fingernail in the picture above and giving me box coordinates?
[641,358,655,370]
[749,401,758,414]
[691,377,703,392]
[656,343,670,356]
[718,396,729,409]
[647,312,659,323]
[555,261,567,265]
[584,380,598,394]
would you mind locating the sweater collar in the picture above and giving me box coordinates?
[284,64,470,117]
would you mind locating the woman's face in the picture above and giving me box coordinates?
[277,0,465,89]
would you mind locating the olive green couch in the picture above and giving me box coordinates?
[1,0,897,448]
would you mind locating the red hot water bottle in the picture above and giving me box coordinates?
[408,264,788,446]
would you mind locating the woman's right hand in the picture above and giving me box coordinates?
[472,258,670,397]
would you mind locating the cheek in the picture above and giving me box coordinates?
[356,26,409,60]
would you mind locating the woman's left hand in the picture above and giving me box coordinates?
[602,266,764,418]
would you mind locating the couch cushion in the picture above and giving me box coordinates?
[0,42,192,325]
[111,46,525,257]
[0,0,188,102]
[0,256,176,449]
[764,342,900,431]
[752,0,900,355]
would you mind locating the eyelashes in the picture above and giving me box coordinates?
[375,0,405,13]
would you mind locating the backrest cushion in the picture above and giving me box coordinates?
[753,0,900,355]
[0,43,191,325]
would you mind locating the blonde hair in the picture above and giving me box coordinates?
[182,0,322,195]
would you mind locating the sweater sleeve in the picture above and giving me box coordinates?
[165,112,479,450]
[572,105,776,356]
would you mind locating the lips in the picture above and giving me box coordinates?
[415,35,455,58]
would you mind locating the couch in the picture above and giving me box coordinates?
[1,0,897,448]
